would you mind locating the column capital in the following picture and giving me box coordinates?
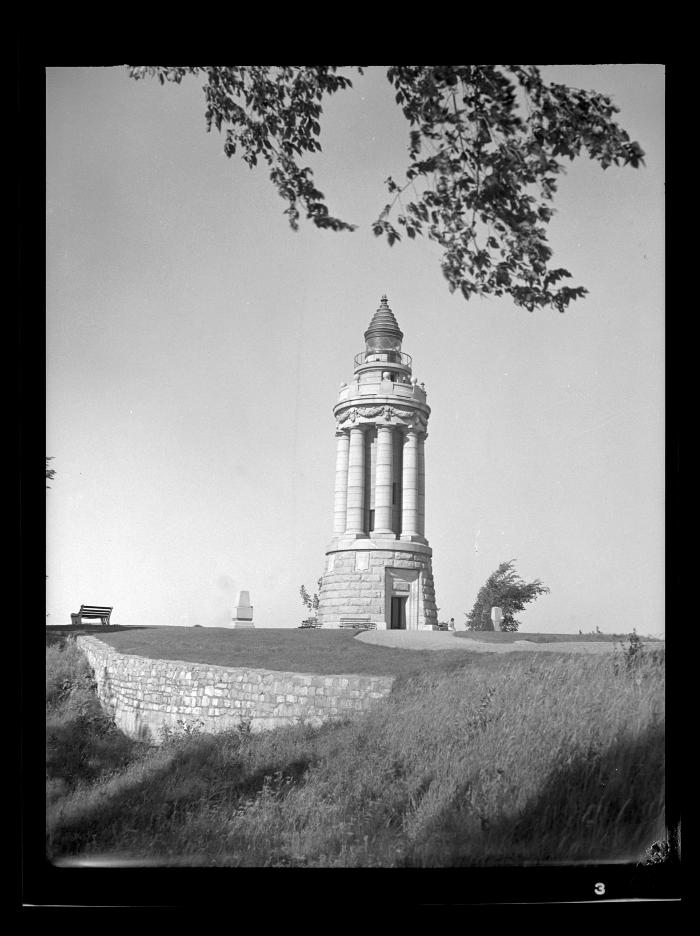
[397,421,427,437]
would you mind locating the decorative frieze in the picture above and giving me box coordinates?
[335,404,428,431]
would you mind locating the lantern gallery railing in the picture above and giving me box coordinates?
[354,350,412,369]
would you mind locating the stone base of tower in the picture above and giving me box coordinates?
[317,541,438,630]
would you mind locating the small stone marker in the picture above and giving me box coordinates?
[233,590,254,628]
[491,606,503,632]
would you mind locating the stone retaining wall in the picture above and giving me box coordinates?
[76,636,395,744]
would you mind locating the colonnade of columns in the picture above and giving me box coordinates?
[333,424,425,538]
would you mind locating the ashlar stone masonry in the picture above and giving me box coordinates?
[317,297,438,630]
[77,635,394,744]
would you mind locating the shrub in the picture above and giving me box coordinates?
[465,560,549,631]
[299,579,322,627]
[46,638,144,806]
[46,637,95,708]
[159,719,207,746]
[612,630,656,676]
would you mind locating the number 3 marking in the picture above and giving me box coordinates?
[594,882,606,896]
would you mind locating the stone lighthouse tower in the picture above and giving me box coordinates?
[316,297,438,630]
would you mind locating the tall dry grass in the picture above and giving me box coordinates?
[47,638,664,867]
[46,638,145,817]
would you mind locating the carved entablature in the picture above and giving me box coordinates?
[334,402,429,433]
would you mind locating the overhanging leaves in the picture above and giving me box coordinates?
[128,65,645,313]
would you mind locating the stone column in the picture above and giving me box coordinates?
[346,426,367,535]
[401,428,419,538]
[417,431,426,537]
[333,430,350,534]
[374,424,395,534]
[392,429,403,535]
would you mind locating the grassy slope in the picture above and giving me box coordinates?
[46,635,665,867]
[453,631,641,643]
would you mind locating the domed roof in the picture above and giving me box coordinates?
[364,295,403,344]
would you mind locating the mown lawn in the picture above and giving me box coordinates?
[76,626,481,677]
[51,624,651,676]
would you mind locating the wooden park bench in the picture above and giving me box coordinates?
[71,604,113,627]
[338,616,376,631]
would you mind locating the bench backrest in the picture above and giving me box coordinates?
[80,605,113,614]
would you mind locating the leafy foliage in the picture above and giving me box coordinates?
[46,638,95,708]
[465,559,549,631]
[159,718,207,746]
[299,578,322,628]
[129,66,361,234]
[612,629,648,676]
[128,65,644,312]
[46,638,140,797]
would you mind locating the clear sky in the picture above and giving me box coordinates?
[46,65,664,634]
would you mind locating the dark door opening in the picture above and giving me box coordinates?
[390,596,407,630]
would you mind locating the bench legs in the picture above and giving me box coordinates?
[69,613,112,626]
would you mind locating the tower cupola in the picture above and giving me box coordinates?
[364,294,404,351]
[354,296,412,382]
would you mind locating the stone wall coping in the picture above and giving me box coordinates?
[76,635,395,686]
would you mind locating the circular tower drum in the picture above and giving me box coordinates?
[316,297,438,630]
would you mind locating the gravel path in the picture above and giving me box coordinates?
[354,630,658,654]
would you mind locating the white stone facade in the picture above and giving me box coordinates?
[232,589,254,628]
[317,297,438,630]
